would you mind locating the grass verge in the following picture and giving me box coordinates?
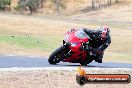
[0,34,63,52]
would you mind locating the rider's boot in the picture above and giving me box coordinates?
[94,54,103,63]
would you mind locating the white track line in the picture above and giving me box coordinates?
[0,67,131,72]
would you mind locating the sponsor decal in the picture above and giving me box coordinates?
[76,67,131,85]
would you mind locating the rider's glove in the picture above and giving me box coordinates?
[80,45,92,51]
[88,46,92,51]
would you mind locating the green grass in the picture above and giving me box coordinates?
[0,34,63,52]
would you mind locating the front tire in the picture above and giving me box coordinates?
[48,47,64,64]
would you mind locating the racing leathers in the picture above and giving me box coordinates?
[83,28,111,63]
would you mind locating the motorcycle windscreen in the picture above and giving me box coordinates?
[75,29,90,39]
[64,29,89,44]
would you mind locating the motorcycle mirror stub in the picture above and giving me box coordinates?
[63,40,71,46]
[67,42,71,46]
[63,40,66,45]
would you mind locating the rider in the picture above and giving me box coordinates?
[83,25,111,63]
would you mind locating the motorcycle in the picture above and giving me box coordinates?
[48,29,94,65]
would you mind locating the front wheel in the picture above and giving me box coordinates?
[48,46,64,64]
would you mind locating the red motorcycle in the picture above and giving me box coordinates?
[48,29,94,65]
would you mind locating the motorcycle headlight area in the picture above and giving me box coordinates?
[71,43,78,47]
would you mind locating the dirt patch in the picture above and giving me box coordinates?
[72,0,132,22]
[0,68,131,88]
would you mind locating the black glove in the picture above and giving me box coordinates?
[88,46,92,51]
[80,45,92,51]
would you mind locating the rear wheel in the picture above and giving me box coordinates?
[80,59,93,66]
[48,47,64,64]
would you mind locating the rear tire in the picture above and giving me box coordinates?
[48,47,63,64]
[80,59,93,66]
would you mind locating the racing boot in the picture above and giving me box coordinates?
[95,54,103,63]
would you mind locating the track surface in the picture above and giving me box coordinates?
[0,56,132,68]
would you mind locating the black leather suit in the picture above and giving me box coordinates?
[83,28,111,63]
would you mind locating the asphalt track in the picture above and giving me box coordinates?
[0,56,132,69]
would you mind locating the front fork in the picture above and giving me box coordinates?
[60,40,72,60]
